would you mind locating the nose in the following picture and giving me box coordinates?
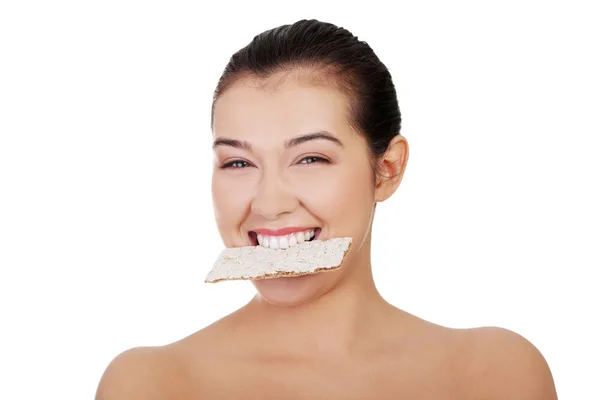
[251,170,299,220]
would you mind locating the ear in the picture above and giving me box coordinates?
[374,135,409,202]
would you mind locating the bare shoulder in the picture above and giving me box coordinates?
[458,326,558,400]
[95,345,188,400]
[94,317,236,400]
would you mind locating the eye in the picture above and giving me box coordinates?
[298,156,330,165]
[220,160,252,169]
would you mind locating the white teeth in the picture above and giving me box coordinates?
[279,236,289,249]
[255,229,316,249]
[269,236,279,249]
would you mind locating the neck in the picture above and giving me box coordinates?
[240,249,392,357]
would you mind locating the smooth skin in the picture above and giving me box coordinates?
[96,72,558,400]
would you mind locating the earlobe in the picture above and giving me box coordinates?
[374,135,409,202]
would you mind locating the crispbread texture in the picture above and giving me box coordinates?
[205,237,352,283]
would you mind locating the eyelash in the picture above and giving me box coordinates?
[220,156,330,169]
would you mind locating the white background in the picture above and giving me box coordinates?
[1,1,598,399]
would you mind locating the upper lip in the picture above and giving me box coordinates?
[251,227,318,236]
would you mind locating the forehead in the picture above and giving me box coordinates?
[212,76,353,141]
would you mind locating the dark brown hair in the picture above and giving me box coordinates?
[211,19,401,174]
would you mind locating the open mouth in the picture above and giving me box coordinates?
[249,228,321,249]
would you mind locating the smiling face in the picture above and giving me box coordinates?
[211,75,382,305]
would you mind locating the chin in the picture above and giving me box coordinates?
[252,272,338,307]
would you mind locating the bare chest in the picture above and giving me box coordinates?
[183,357,464,400]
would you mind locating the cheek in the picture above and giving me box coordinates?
[211,173,254,232]
[294,162,374,227]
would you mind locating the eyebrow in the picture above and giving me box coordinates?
[212,131,344,150]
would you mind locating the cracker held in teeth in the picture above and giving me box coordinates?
[205,237,352,283]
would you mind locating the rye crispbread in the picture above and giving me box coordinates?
[205,237,352,283]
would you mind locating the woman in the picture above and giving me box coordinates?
[96,19,557,399]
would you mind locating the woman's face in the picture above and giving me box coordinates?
[211,76,379,305]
